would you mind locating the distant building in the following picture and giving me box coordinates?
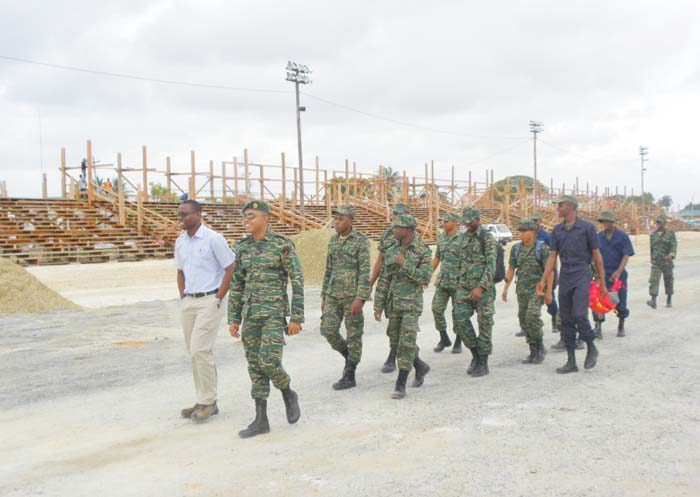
[678,209,700,226]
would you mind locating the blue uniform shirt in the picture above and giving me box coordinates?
[551,217,600,278]
[598,229,634,275]
[537,228,552,247]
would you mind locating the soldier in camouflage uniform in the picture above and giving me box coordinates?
[432,212,463,353]
[371,203,411,373]
[321,205,371,390]
[454,207,497,377]
[647,215,677,309]
[501,219,553,364]
[374,214,433,399]
[228,200,303,438]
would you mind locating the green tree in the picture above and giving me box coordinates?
[492,175,548,202]
[657,195,672,211]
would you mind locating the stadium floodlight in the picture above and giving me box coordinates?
[285,61,313,219]
[529,120,544,209]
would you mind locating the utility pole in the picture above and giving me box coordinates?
[285,61,312,219]
[639,146,649,212]
[529,120,543,210]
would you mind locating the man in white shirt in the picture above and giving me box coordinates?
[175,200,235,423]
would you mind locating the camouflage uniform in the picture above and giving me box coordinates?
[374,218,433,371]
[454,212,497,357]
[649,225,677,297]
[509,239,551,345]
[321,225,371,364]
[432,227,462,334]
[228,227,304,400]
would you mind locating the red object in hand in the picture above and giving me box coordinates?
[589,279,623,314]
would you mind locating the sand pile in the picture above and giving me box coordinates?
[291,228,379,286]
[0,257,79,315]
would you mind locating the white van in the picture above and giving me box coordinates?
[484,223,513,245]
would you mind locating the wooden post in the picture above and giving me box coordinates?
[504,177,511,225]
[209,160,215,201]
[117,153,125,226]
[550,178,554,202]
[323,170,328,204]
[402,171,408,204]
[576,176,580,196]
[42,173,47,199]
[142,145,148,202]
[468,171,472,203]
[259,163,265,200]
[87,139,94,203]
[221,161,227,201]
[189,150,196,199]
[136,185,143,235]
[0,180,7,198]
[243,148,250,198]
[292,167,298,206]
[60,147,67,199]
[166,157,172,195]
[281,153,287,207]
[450,166,455,206]
[345,159,350,203]
[490,169,495,202]
[233,157,239,199]
[315,156,320,206]
[352,161,357,200]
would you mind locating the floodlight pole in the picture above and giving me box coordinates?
[529,121,543,210]
[286,62,311,220]
[639,146,648,212]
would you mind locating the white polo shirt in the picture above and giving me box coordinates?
[174,224,235,294]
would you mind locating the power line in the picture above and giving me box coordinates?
[538,138,636,163]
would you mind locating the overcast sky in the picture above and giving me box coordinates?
[1,0,698,208]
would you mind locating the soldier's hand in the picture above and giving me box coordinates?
[468,286,483,301]
[321,298,325,313]
[598,279,609,300]
[610,270,621,283]
[229,323,240,338]
[351,298,364,315]
[664,255,673,262]
[535,281,545,295]
[374,309,382,321]
[395,252,406,265]
[288,322,301,336]
[501,290,508,302]
[545,292,553,305]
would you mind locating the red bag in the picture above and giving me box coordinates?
[589,279,623,314]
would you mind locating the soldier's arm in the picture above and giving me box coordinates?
[282,241,305,323]
[400,247,433,286]
[477,234,497,289]
[432,254,440,271]
[227,256,245,324]
[356,238,372,301]
[537,250,558,292]
[321,238,333,297]
[370,252,384,287]
[669,232,677,258]
[373,268,390,312]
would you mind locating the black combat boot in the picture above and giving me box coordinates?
[433,331,451,352]
[646,295,657,309]
[333,360,357,390]
[281,387,300,424]
[467,347,479,375]
[556,347,578,374]
[584,340,599,370]
[471,354,490,377]
[617,318,625,337]
[532,339,546,364]
[522,343,537,364]
[392,370,409,399]
[593,321,603,340]
[452,335,463,354]
[515,329,526,337]
[551,338,566,351]
[666,295,672,308]
[381,347,397,373]
[412,355,431,387]
[238,398,270,438]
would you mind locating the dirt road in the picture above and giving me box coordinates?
[2,233,699,497]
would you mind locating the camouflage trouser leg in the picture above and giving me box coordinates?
[518,293,544,344]
[431,287,455,333]
[649,263,674,296]
[320,296,364,364]
[385,313,401,350]
[241,316,290,400]
[387,310,420,371]
[454,297,496,356]
[517,293,528,332]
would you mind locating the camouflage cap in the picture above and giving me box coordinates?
[518,219,538,231]
[530,213,542,221]
[597,210,616,223]
[442,212,461,222]
[655,215,667,223]
[394,214,418,229]
[332,204,355,218]
[552,194,579,207]
[461,206,481,223]
[241,199,270,214]
[392,204,411,215]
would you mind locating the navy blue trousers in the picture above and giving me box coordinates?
[558,272,594,348]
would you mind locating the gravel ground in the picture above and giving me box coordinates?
[1,233,699,497]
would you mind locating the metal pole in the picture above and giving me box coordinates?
[295,79,304,218]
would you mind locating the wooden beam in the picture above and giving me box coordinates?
[42,173,47,199]
[315,156,320,206]
[117,153,125,226]
[87,139,94,204]
[142,145,148,202]
[233,156,239,199]
[243,148,250,198]
[210,159,215,201]
[189,150,196,199]
[60,147,67,199]
[221,161,227,201]
[166,157,172,194]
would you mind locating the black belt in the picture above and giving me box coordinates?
[185,289,218,298]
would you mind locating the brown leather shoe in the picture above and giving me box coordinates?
[181,404,204,419]
[191,402,219,423]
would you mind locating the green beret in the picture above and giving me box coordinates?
[518,219,538,231]
[394,214,418,229]
[442,212,461,222]
[655,215,667,223]
[462,206,481,223]
[392,204,411,215]
[597,210,616,223]
[241,200,270,214]
[552,195,579,207]
[332,204,355,218]
[530,213,542,221]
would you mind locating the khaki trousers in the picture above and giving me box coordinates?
[180,294,224,405]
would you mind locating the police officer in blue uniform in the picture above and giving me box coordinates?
[537,196,608,374]
[592,211,634,338]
